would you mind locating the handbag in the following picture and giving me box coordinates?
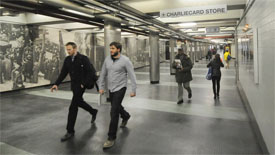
[206,67,212,80]
[227,54,232,61]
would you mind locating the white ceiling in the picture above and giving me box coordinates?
[121,0,246,13]
[121,0,246,41]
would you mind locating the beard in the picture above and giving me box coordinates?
[111,51,119,59]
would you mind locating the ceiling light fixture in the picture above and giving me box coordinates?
[61,8,95,18]
[178,22,197,27]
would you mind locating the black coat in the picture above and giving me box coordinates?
[173,53,193,83]
[207,59,224,77]
[54,52,94,90]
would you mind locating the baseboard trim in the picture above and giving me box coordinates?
[237,81,269,154]
[0,81,71,95]
[150,81,159,84]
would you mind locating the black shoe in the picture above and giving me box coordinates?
[91,109,98,124]
[188,93,192,99]
[60,133,74,142]
[177,100,183,104]
[120,115,130,128]
[214,95,216,99]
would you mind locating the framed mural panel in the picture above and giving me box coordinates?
[253,28,259,84]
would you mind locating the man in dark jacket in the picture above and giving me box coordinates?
[173,49,193,104]
[50,42,98,142]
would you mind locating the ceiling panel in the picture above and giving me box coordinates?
[122,0,246,13]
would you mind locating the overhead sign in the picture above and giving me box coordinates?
[206,27,220,33]
[160,5,227,18]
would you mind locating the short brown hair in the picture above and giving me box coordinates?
[110,42,122,52]
[65,42,77,49]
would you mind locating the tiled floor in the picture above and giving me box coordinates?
[0,59,262,154]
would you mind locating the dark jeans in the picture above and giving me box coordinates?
[212,76,221,96]
[67,87,97,133]
[108,87,130,140]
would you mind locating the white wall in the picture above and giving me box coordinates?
[231,43,236,58]
[237,0,275,153]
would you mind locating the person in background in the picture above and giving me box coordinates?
[207,49,212,61]
[207,54,224,99]
[224,50,231,69]
[173,48,193,104]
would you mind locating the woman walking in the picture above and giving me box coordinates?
[207,54,224,99]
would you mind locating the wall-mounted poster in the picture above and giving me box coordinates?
[238,25,259,84]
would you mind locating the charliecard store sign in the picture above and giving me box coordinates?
[160,5,227,18]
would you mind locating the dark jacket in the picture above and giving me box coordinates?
[54,52,94,90]
[207,58,224,77]
[173,53,193,83]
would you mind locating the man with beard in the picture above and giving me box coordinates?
[98,41,137,149]
[50,42,98,142]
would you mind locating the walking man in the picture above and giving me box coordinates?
[50,42,98,142]
[98,41,137,149]
[173,49,193,104]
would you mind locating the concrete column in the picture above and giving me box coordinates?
[190,41,195,64]
[170,38,176,75]
[103,20,121,101]
[198,42,202,60]
[202,43,205,59]
[187,41,192,58]
[235,32,239,84]
[149,32,160,84]
[203,43,207,59]
[201,43,204,59]
[104,20,121,58]
[195,42,199,62]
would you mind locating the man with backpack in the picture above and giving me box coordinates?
[50,42,98,142]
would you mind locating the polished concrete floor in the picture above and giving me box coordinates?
[0,58,262,154]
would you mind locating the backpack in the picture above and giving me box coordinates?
[79,54,98,90]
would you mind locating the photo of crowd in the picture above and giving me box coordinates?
[0,22,168,92]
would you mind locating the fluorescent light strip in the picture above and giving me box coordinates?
[178,23,197,27]
[61,8,95,18]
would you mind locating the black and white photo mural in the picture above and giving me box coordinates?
[0,22,168,92]
[121,35,151,68]
[0,23,105,92]
[159,40,167,62]
[0,23,41,92]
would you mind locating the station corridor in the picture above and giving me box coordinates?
[0,59,262,154]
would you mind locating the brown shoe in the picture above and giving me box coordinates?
[103,140,115,149]
[60,133,74,142]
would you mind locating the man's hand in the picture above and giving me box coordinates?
[99,89,104,94]
[81,84,84,88]
[130,92,136,97]
[50,85,58,92]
